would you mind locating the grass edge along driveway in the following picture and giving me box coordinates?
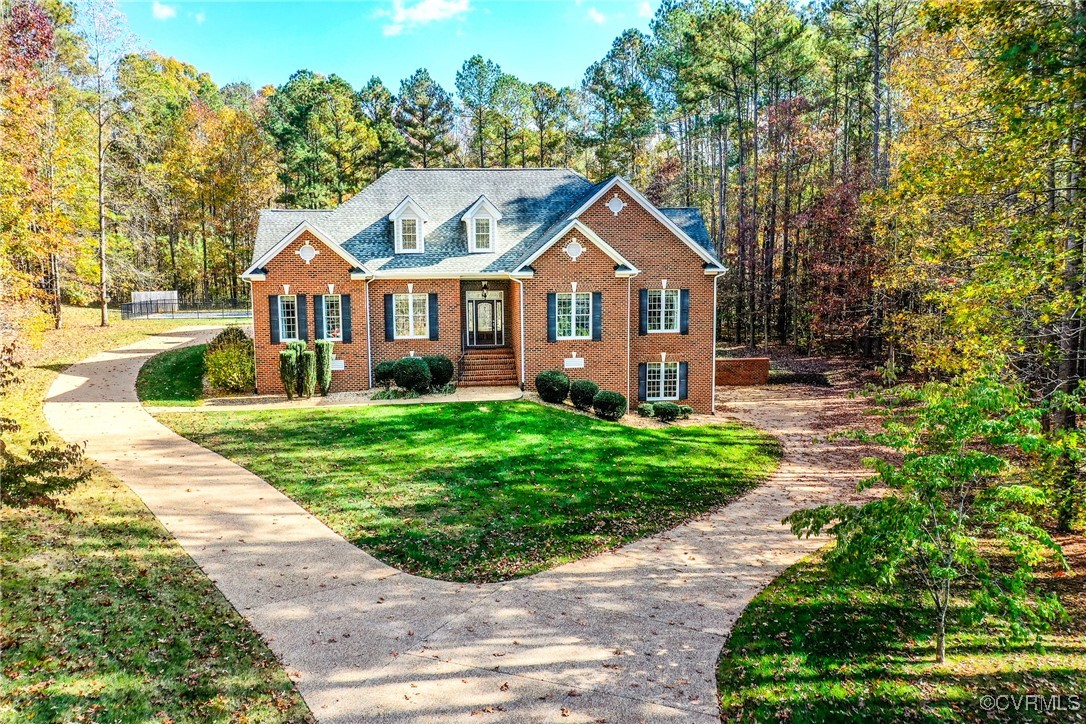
[158,400,781,583]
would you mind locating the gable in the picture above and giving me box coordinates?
[513,220,638,278]
[242,221,370,280]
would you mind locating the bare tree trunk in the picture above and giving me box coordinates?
[98,88,108,327]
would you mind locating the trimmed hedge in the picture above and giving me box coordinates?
[315,340,334,395]
[423,355,454,386]
[375,360,397,388]
[570,379,600,411]
[286,340,307,394]
[207,325,250,352]
[536,370,570,404]
[592,390,627,421]
[678,404,693,419]
[394,357,432,393]
[637,402,655,418]
[205,340,255,393]
[653,401,681,422]
[278,349,298,400]
[299,350,317,398]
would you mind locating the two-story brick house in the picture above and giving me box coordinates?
[241,169,726,413]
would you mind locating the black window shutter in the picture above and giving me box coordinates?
[680,289,691,335]
[269,296,280,344]
[679,362,689,400]
[591,292,602,341]
[314,294,325,340]
[638,363,647,401]
[297,295,308,341]
[342,294,352,343]
[639,289,648,336]
[546,292,557,343]
[428,293,439,340]
[384,294,394,341]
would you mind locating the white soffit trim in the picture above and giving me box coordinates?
[513,220,640,276]
[241,221,372,278]
[389,195,431,222]
[569,176,721,267]
[461,195,503,221]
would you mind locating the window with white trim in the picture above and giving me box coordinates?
[398,218,421,252]
[323,294,343,341]
[393,293,429,339]
[472,218,492,252]
[556,292,591,340]
[279,295,298,341]
[647,289,680,333]
[646,361,679,401]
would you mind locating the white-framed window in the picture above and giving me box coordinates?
[556,291,591,340]
[648,289,680,333]
[323,294,343,341]
[472,217,493,252]
[398,217,422,253]
[279,295,298,341]
[646,361,680,401]
[393,293,429,339]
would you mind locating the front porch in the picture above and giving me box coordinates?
[459,279,519,387]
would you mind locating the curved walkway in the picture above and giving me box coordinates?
[45,329,874,723]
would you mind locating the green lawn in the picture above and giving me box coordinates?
[717,546,1086,722]
[158,402,780,582]
[137,342,207,406]
[1,307,310,722]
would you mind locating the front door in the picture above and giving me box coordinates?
[466,293,503,347]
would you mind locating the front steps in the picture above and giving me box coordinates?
[460,347,518,387]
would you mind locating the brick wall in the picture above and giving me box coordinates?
[370,278,462,366]
[251,230,370,394]
[715,358,770,386]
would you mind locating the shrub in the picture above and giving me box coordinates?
[374,360,397,389]
[423,355,454,386]
[678,404,693,419]
[205,340,255,393]
[315,340,334,395]
[592,390,627,421]
[653,401,681,422]
[286,340,307,393]
[299,350,317,398]
[207,326,250,352]
[372,388,421,401]
[569,379,600,411]
[285,340,306,356]
[278,349,298,400]
[535,370,570,404]
[394,357,432,393]
[637,402,655,418]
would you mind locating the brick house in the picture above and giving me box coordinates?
[241,169,726,413]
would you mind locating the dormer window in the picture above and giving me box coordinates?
[462,195,502,254]
[389,196,429,254]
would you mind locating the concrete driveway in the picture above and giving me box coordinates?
[44,328,872,723]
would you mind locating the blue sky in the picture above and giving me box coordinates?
[120,0,658,92]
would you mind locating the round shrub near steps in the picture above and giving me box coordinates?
[653,401,681,423]
[592,390,627,421]
[570,379,600,411]
[423,355,454,386]
[637,402,655,418]
[535,370,570,404]
[375,360,397,388]
[394,357,432,393]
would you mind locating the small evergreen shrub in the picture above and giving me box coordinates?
[207,326,250,352]
[286,340,307,393]
[285,340,306,356]
[315,340,334,395]
[372,388,421,401]
[278,349,298,400]
[653,401,681,422]
[592,390,627,421]
[637,402,655,418]
[535,370,570,404]
[299,350,317,398]
[423,355,454,386]
[432,382,457,395]
[205,340,255,392]
[375,360,397,389]
[678,404,693,419]
[394,357,432,393]
[570,379,600,411]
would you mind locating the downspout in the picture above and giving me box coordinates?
[365,277,374,388]
[512,276,526,388]
[711,271,722,414]
[626,275,632,406]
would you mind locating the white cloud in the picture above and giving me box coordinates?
[382,0,470,35]
[638,2,653,19]
[192,10,206,24]
[587,6,607,24]
[151,0,176,20]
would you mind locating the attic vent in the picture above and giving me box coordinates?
[606,194,627,216]
[563,239,585,261]
[297,243,318,264]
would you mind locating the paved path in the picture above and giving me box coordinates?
[45,329,874,723]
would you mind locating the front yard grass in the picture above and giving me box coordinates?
[2,308,309,721]
[158,402,780,582]
[136,342,206,406]
[716,540,1086,722]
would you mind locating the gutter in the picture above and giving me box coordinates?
[512,276,526,388]
[711,271,723,414]
[365,277,374,388]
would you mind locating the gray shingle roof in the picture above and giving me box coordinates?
[660,208,716,256]
[252,169,718,274]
